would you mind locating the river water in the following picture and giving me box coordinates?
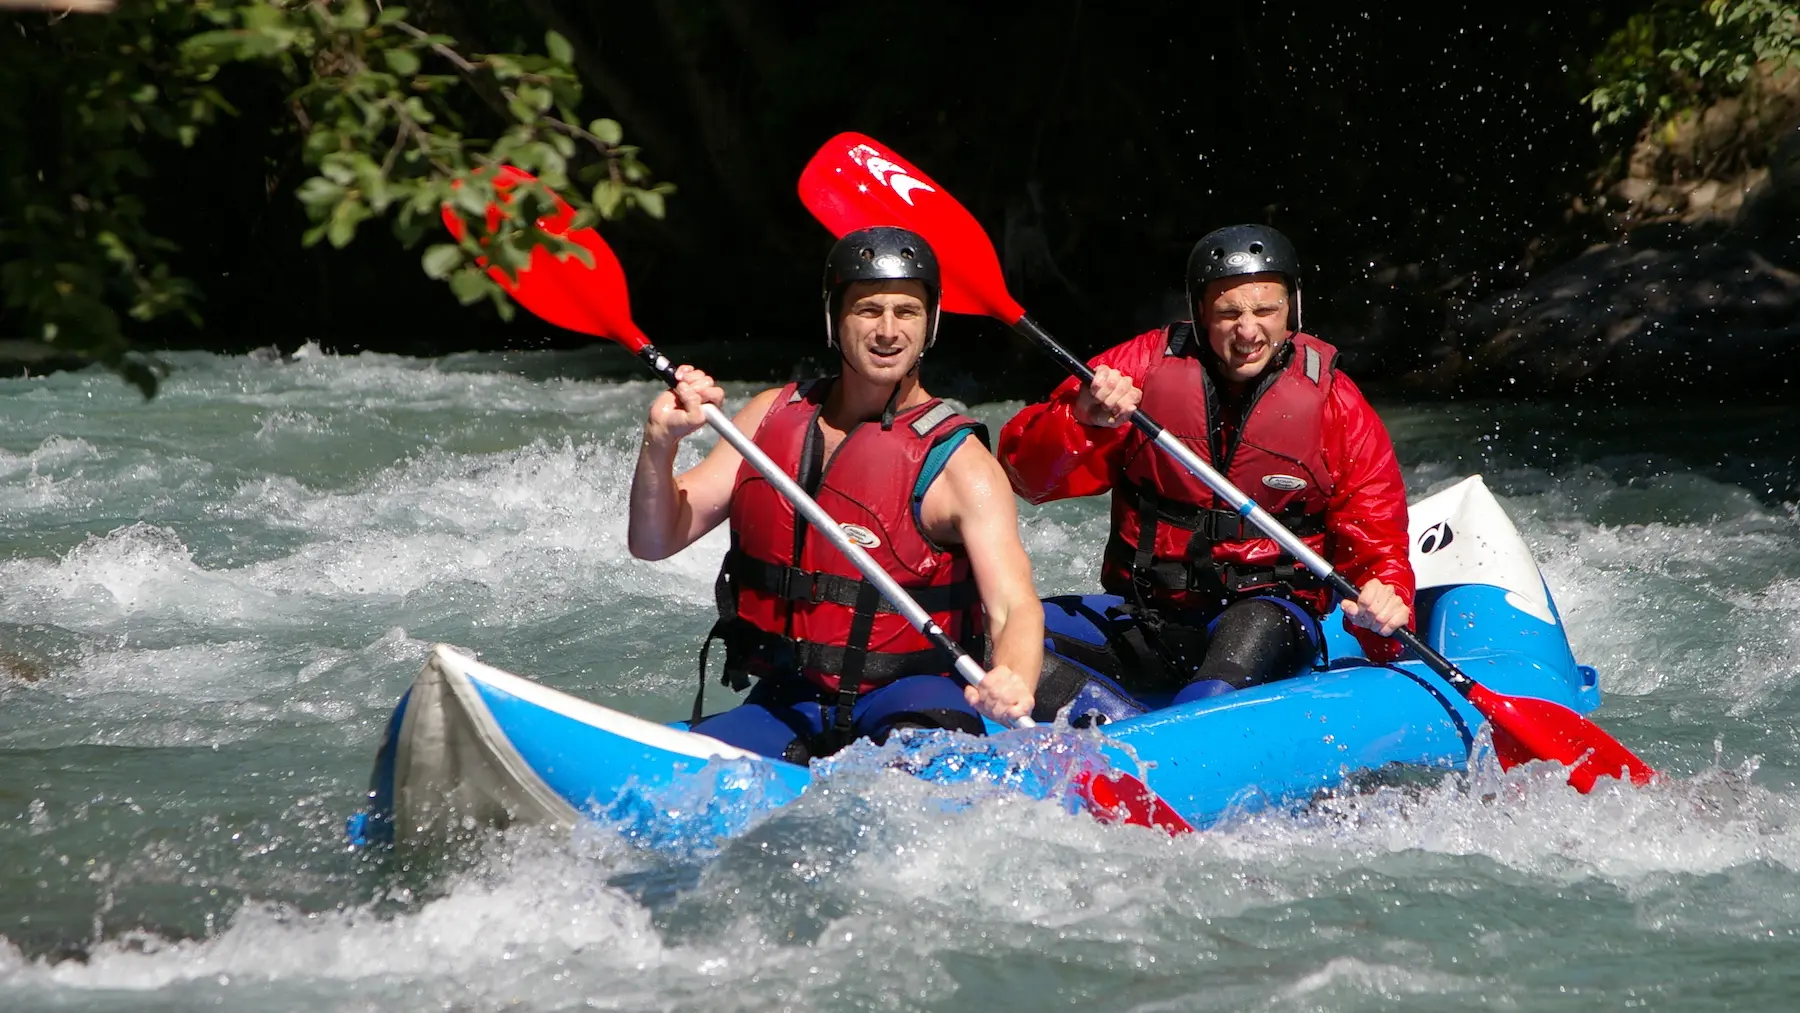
[2,347,1797,1012]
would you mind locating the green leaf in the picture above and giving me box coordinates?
[320,158,358,185]
[385,48,421,77]
[635,189,665,220]
[588,118,623,146]
[327,198,370,249]
[340,0,371,31]
[517,85,553,114]
[448,267,489,304]
[452,183,491,218]
[295,177,346,212]
[490,238,529,274]
[545,30,574,66]
[422,244,463,280]
[593,178,625,218]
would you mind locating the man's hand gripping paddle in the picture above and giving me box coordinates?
[441,168,1034,727]
[797,132,1657,796]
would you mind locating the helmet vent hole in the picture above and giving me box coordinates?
[900,247,915,260]
[1248,242,1264,255]
[860,247,875,261]
[1210,247,1224,260]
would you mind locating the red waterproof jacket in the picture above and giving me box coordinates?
[712,378,987,695]
[998,325,1415,662]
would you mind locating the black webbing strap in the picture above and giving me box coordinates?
[726,553,979,613]
[1131,489,1160,577]
[693,538,748,723]
[792,640,947,681]
[1107,531,1330,596]
[1118,481,1325,541]
[826,580,885,748]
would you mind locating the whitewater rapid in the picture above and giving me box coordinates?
[3,348,1797,1011]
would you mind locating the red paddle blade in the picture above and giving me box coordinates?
[798,132,1026,325]
[1469,684,1657,791]
[1074,769,1196,835]
[440,167,649,352]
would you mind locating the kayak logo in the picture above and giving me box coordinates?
[847,144,936,206]
[1418,521,1455,554]
[1262,474,1307,492]
[840,523,882,549]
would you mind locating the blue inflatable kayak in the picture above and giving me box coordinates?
[348,475,1601,849]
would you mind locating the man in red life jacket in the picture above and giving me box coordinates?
[998,225,1413,720]
[628,227,1043,763]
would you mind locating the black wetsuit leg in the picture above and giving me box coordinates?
[1194,598,1317,690]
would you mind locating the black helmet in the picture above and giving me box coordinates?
[822,226,942,348]
[1186,224,1302,331]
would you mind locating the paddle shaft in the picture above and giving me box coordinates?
[635,344,1034,728]
[1008,314,1490,698]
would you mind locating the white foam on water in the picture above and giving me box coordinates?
[2,435,225,532]
[0,434,100,479]
[1,749,1795,1011]
[11,354,1800,1011]
[1204,750,1800,890]
[0,829,978,1012]
[1274,955,1476,1004]
[0,523,285,631]
[233,436,730,612]
[1,855,661,993]
[252,410,332,442]
[1018,504,1112,596]
[0,443,730,642]
[1713,576,1800,715]
[1,626,430,751]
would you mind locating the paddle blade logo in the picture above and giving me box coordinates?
[1418,521,1455,554]
[840,523,882,549]
[847,144,937,206]
[1262,474,1307,492]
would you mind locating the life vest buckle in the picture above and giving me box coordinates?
[777,568,826,605]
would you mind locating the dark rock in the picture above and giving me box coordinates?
[1415,237,1800,398]
[0,340,91,378]
[1409,121,1800,400]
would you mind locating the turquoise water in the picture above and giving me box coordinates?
[2,347,1797,1011]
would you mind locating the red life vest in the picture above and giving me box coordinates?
[706,378,988,702]
[1102,325,1339,615]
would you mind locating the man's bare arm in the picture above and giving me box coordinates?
[924,438,1044,723]
[627,378,780,560]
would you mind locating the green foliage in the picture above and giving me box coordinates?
[1585,0,1800,133]
[0,0,232,394]
[0,0,671,396]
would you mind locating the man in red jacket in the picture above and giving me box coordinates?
[998,225,1413,720]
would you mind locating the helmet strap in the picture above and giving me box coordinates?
[880,380,903,430]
